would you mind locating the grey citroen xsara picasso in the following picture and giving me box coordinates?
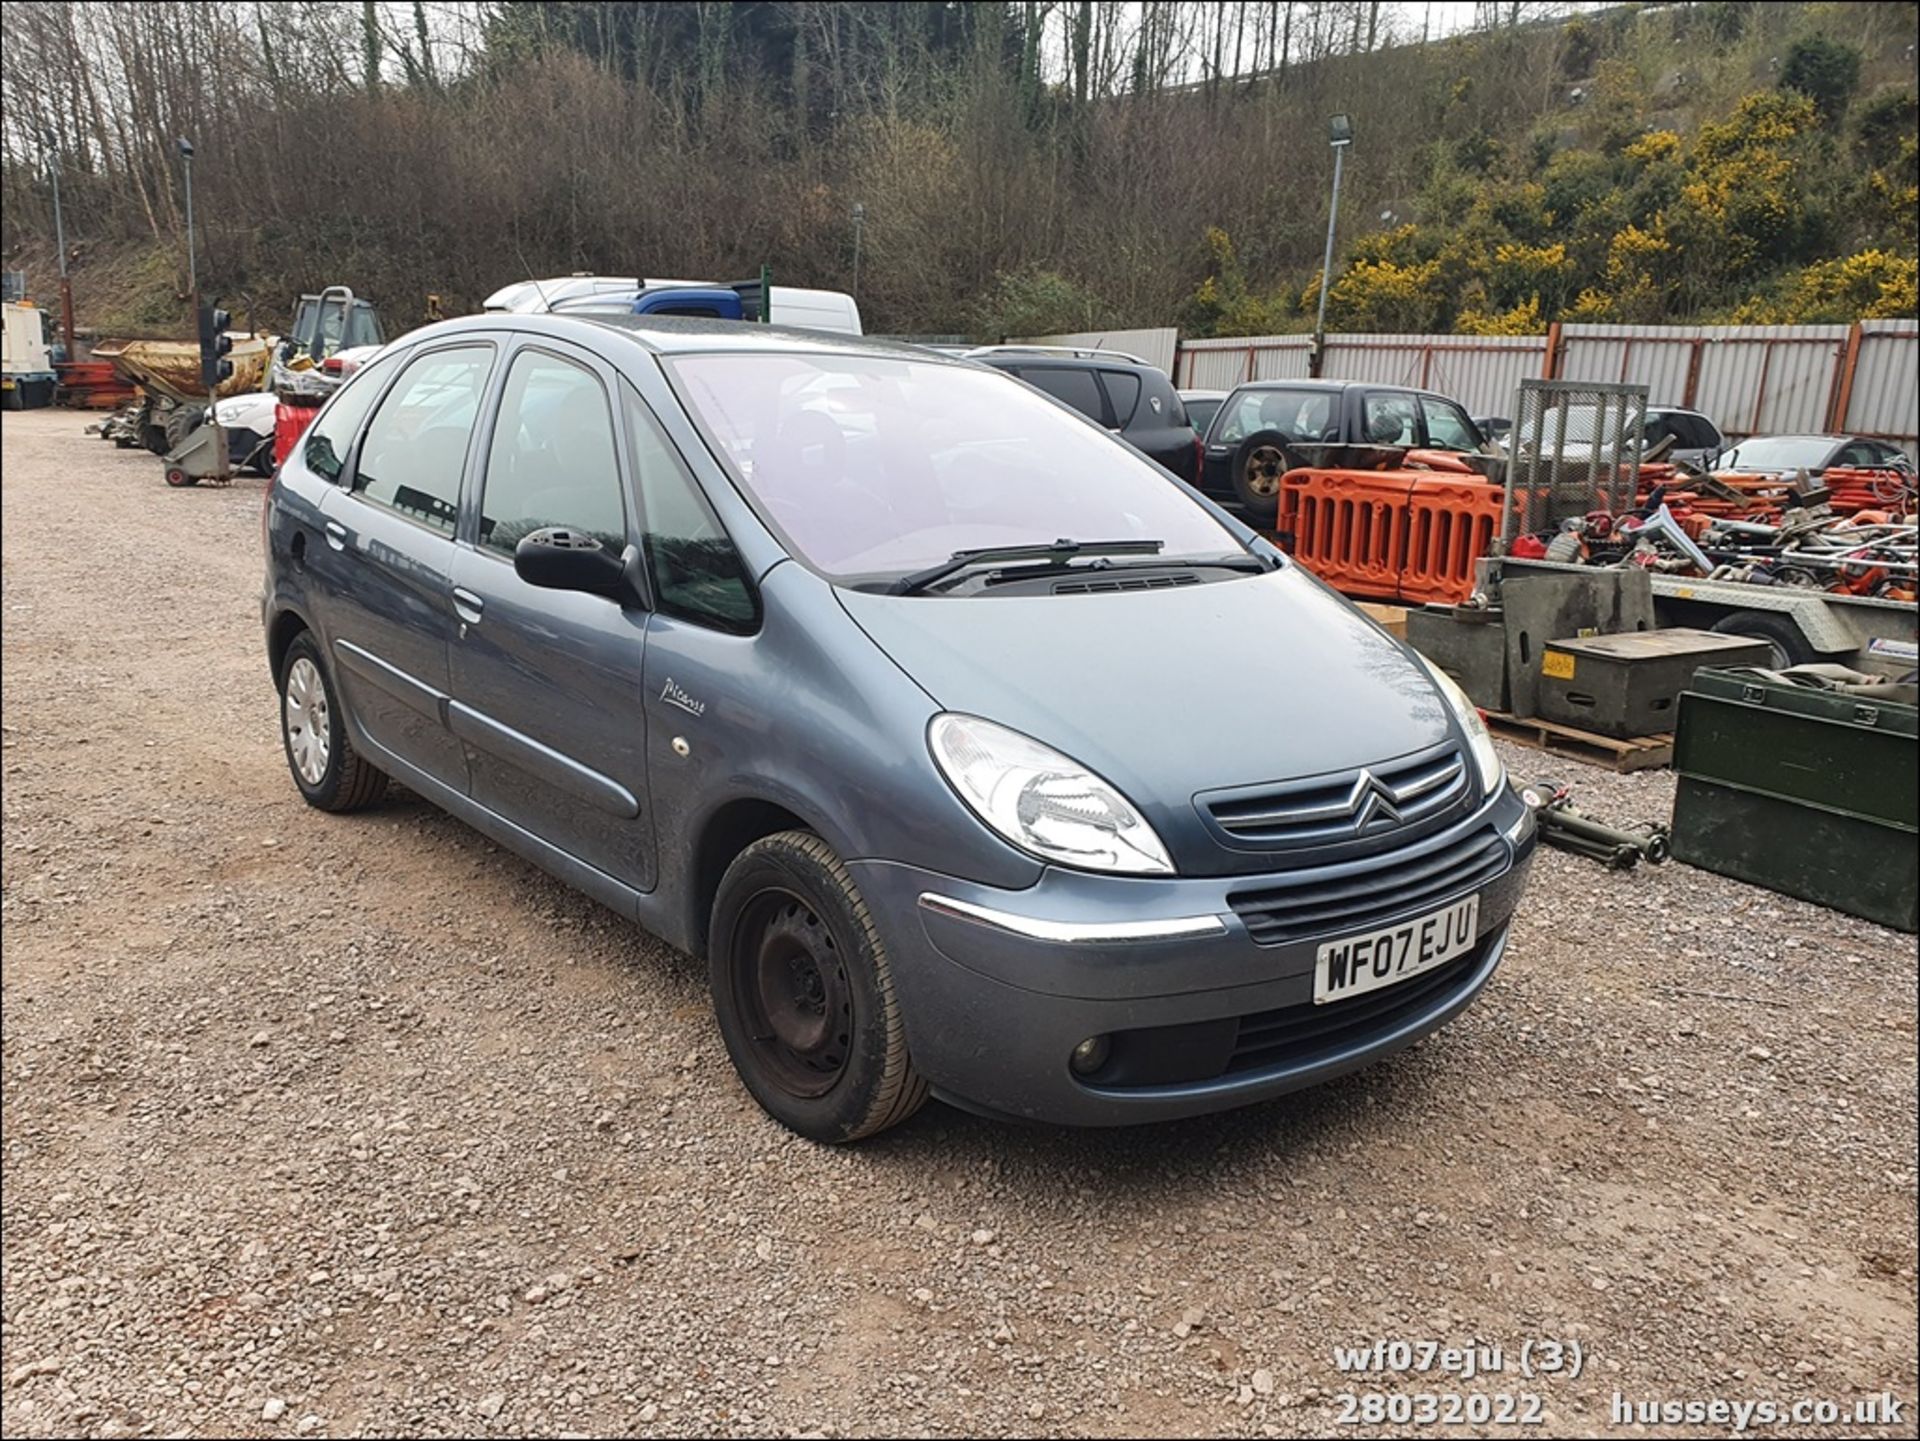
[263,314,1537,1141]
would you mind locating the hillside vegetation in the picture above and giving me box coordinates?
[1,1,1914,340]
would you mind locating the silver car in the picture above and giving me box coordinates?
[263,315,1536,1141]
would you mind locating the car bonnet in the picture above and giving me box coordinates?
[835,565,1456,876]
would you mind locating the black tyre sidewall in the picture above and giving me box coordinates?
[1709,611,1816,668]
[1230,428,1299,522]
[709,837,904,1142]
[278,634,350,807]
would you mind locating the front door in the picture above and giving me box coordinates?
[448,341,655,891]
[319,341,497,795]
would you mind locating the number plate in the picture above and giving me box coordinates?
[1314,895,1480,1005]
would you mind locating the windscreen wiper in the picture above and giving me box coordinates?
[887,539,1165,596]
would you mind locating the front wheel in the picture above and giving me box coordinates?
[709,831,927,1142]
[278,632,388,811]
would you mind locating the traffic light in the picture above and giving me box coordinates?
[197,302,233,391]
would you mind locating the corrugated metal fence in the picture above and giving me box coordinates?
[1174,322,1918,456]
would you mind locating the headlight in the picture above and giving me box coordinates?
[1416,655,1503,796]
[928,714,1174,875]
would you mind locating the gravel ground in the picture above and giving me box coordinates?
[2,407,1916,1440]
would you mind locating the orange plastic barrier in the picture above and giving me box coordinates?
[1401,448,1478,475]
[1279,469,1418,602]
[1401,479,1504,605]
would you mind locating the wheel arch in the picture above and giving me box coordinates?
[685,795,824,957]
[266,604,313,683]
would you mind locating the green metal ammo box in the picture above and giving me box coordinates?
[1670,667,1918,932]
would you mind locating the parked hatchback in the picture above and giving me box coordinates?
[264,315,1536,1141]
[966,346,1201,484]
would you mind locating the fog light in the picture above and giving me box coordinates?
[1069,1034,1111,1076]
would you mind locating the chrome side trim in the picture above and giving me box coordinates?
[917,893,1229,945]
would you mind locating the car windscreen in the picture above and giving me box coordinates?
[1720,436,1837,471]
[668,353,1242,583]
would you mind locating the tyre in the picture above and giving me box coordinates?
[142,424,170,455]
[277,632,388,812]
[1229,428,1304,524]
[164,406,201,453]
[163,466,197,488]
[1709,610,1816,669]
[709,831,927,1142]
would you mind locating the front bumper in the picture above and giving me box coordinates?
[850,785,1537,1127]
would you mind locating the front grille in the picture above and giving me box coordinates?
[1051,572,1202,595]
[1225,946,1485,1076]
[1201,742,1468,850]
[1227,824,1508,946]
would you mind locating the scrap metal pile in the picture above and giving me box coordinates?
[1507,462,1918,602]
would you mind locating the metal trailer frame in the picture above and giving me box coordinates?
[1498,557,1918,677]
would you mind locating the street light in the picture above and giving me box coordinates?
[851,201,866,301]
[1311,113,1352,379]
[44,131,74,360]
[177,136,196,298]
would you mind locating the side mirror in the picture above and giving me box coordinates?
[514,527,632,601]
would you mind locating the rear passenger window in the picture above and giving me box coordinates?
[479,350,626,556]
[1018,367,1107,424]
[353,345,494,534]
[1363,394,1419,446]
[302,351,400,483]
[623,384,757,634]
[1100,370,1142,425]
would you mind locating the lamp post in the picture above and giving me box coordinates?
[177,136,196,299]
[1310,112,1353,379]
[45,131,74,361]
[850,201,865,301]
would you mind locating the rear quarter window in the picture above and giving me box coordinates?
[1100,370,1143,425]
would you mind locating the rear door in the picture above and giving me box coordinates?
[447,339,655,891]
[318,341,496,795]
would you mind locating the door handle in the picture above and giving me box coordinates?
[452,588,484,625]
[324,520,348,551]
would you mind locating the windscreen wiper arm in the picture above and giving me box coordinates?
[888,539,1165,596]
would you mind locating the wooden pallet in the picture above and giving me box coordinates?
[1483,711,1674,773]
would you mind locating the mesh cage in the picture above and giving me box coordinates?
[1,271,24,303]
[1498,380,1648,547]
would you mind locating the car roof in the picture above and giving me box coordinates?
[1230,378,1456,401]
[971,351,1162,373]
[1732,432,1849,444]
[396,311,937,362]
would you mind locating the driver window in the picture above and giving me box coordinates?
[479,350,626,557]
[353,344,494,534]
[1421,398,1480,451]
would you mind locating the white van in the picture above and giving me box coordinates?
[482,275,862,336]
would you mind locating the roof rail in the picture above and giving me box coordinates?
[962,343,1153,366]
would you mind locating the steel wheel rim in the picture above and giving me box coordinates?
[733,888,853,1099]
[1245,444,1286,497]
[284,657,331,786]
